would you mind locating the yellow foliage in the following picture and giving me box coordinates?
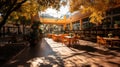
[10,0,39,20]
[9,0,61,25]
[10,0,61,20]
[69,0,120,24]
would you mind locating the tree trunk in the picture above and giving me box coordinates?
[0,0,27,29]
[0,13,10,29]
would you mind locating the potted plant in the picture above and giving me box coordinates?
[108,32,112,38]
[69,33,73,37]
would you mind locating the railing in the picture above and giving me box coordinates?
[0,26,31,37]
[65,28,120,42]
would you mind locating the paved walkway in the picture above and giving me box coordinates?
[2,38,120,67]
[2,38,64,67]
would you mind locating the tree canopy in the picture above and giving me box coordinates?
[69,0,120,24]
[10,0,61,20]
[0,0,27,28]
[0,0,61,29]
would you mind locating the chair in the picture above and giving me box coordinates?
[71,35,80,45]
[52,35,58,42]
[97,36,107,47]
[59,34,68,42]
[47,34,52,38]
[61,36,69,45]
[59,34,69,46]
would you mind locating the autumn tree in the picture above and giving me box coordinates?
[0,0,27,29]
[69,0,120,24]
[11,0,61,25]
[0,0,61,29]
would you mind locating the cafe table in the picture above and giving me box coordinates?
[64,36,74,46]
[103,37,120,46]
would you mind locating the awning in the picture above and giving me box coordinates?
[39,11,91,24]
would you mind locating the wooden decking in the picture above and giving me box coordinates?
[2,38,120,67]
[45,38,120,67]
